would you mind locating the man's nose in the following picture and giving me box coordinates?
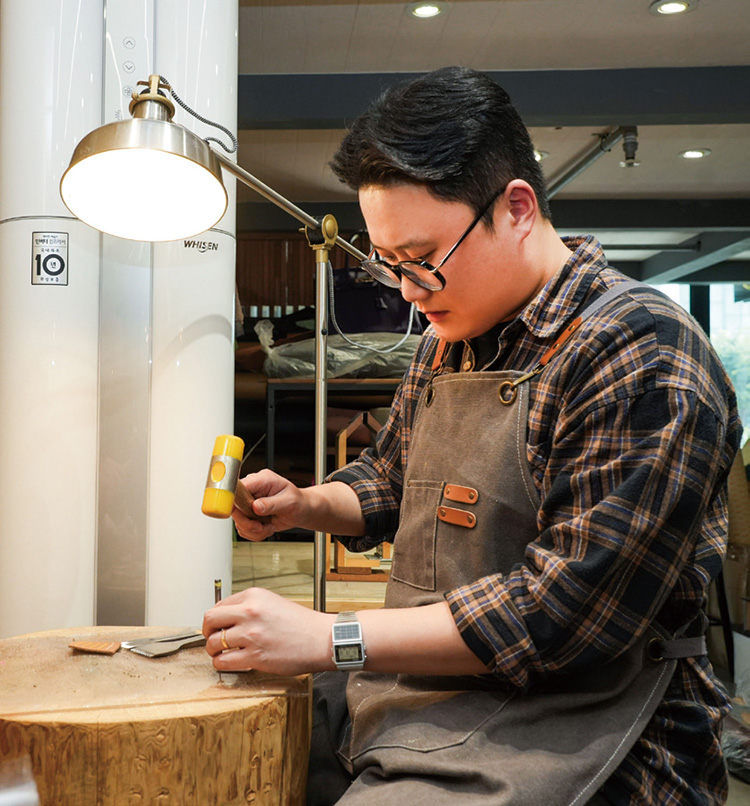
[399,274,431,304]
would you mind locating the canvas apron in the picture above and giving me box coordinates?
[334,284,704,806]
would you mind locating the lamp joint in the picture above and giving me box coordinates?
[305,214,339,264]
[128,75,176,122]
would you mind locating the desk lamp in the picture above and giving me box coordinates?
[61,75,370,612]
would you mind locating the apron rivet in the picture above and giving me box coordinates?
[498,381,518,406]
[647,637,665,663]
[439,508,446,516]
[445,487,451,496]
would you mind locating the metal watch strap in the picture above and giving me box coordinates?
[332,611,367,671]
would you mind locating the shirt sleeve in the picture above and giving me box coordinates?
[445,301,741,691]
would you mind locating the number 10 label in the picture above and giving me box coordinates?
[32,232,69,286]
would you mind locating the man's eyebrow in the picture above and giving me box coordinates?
[370,238,434,253]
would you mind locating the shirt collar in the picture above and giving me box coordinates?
[517,235,609,339]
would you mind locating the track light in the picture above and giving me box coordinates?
[619,127,640,168]
[649,0,698,15]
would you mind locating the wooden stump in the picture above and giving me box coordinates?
[0,627,311,805]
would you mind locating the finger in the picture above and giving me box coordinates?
[213,644,254,672]
[232,512,271,541]
[204,628,224,657]
[205,625,238,657]
[250,496,274,518]
[234,483,271,524]
[237,523,275,542]
[202,604,236,637]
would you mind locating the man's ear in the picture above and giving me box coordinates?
[506,180,538,239]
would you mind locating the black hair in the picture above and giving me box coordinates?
[330,66,551,222]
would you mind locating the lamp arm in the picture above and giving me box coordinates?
[213,150,368,263]
[213,150,368,614]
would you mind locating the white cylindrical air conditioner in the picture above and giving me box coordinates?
[0,0,239,636]
[97,0,238,627]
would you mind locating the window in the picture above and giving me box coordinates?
[654,282,749,448]
[710,284,750,449]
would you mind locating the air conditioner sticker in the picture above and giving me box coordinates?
[32,232,69,286]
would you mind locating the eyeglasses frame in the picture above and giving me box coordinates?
[360,187,504,291]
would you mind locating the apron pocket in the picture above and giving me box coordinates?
[391,480,443,591]
[346,674,516,761]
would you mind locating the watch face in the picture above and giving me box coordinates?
[335,644,363,663]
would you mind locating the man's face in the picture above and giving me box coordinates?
[359,183,549,343]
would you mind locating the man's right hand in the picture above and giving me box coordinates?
[231,471,366,541]
[232,469,307,540]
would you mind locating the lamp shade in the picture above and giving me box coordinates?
[60,118,228,242]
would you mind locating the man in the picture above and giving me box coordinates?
[203,67,741,805]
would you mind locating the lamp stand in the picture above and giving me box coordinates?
[214,154,366,612]
[305,215,340,612]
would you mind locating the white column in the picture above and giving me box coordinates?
[0,0,239,636]
[96,0,238,626]
[0,0,104,637]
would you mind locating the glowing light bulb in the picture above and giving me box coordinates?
[656,2,689,13]
[680,149,711,159]
[411,3,442,18]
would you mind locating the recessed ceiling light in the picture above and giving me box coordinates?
[534,150,549,162]
[409,3,443,18]
[679,148,711,159]
[649,0,698,15]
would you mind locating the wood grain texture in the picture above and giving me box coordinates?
[0,627,311,805]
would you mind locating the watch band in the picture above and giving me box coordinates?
[331,611,367,671]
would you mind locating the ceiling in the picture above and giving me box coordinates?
[234,0,750,286]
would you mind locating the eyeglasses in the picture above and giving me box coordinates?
[360,188,503,291]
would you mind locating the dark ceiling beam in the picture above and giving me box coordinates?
[616,261,750,285]
[238,66,750,130]
[583,260,750,284]
[550,199,750,231]
[680,261,750,284]
[238,201,366,232]
[238,198,750,233]
[640,231,750,284]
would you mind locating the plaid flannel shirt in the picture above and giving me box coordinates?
[329,236,742,804]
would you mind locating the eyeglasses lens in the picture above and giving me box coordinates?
[360,259,402,288]
[361,259,444,291]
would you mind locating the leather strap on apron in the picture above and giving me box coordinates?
[334,281,705,805]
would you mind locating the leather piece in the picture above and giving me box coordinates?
[437,505,477,529]
[444,484,479,505]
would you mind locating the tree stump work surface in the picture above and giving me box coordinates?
[0,626,311,805]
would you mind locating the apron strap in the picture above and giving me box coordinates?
[574,279,652,321]
[647,635,707,662]
[506,280,658,393]
[431,338,451,371]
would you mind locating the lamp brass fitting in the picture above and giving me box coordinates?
[306,214,339,264]
[128,74,176,122]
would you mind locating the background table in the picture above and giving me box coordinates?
[264,376,400,470]
[0,626,311,805]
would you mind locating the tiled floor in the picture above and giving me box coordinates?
[731,776,750,806]
[234,540,750,803]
